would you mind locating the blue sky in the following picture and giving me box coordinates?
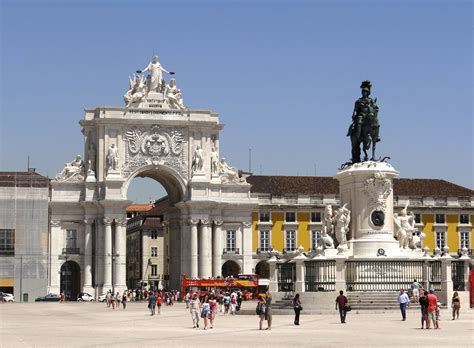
[1,0,472,202]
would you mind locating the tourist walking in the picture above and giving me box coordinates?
[265,290,273,330]
[185,291,190,309]
[426,289,438,329]
[148,292,156,316]
[335,290,348,323]
[419,291,429,329]
[435,302,441,329]
[293,293,302,325]
[411,279,420,302]
[189,293,201,328]
[230,291,237,315]
[209,295,217,329]
[223,292,230,314]
[201,296,211,330]
[106,290,111,308]
[122,291,128,309]
[397,289,410,321]
[156,293,162,314]
[256,296,266,330]
[451,291,460,320]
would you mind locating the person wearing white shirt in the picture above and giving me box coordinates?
[397,289,410,321]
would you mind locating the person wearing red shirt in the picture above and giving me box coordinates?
[426,289,438,329]
[336,290,349,323]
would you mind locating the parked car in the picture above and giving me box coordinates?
[0,292,15,302]
[98,294,107,303]
[35,293,61,302]
[77,292,94,302]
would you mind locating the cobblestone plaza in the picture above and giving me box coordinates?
[0,301,472,347]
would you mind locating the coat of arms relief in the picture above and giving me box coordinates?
[363,172,392,212]
[122,125,188,179]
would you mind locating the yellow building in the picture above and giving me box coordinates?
[248,176,473,263]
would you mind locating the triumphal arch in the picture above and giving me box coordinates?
[49,56,257,296]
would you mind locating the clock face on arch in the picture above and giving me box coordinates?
[371,210,385,227]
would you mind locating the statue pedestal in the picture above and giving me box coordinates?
[336,161,402,258]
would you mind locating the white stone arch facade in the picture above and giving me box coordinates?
[49,63,257,295]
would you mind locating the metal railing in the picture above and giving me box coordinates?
[223,248,239,255]
[277,263,295,292]
[428,261,441,291]
[282,248,296,254]
[452,260,466,291]
[305,260,336,292]
[346,260,424,292]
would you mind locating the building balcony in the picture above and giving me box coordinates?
[256,248,270,254]
[223,248,239,255]
[282,248,296,254]
[62,248,80,255]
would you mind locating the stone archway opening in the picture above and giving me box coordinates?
[255,260,270,279]
[222,260,241,278]
[60,261,81,301]
[124,166,186,291]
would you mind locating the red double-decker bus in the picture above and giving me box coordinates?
[181,274,268,300]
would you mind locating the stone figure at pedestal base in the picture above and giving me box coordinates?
[55,155,85,181]
[124,74,147,108]
[164,79,185,110]
[333,204,350,247]
[393,202,414,250]
[322,205,335,249]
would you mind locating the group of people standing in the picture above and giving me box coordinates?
[105,290,129,309]
[398,279,463,329]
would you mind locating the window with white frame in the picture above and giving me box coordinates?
[285,230,296,251]
[435,231,446,249]
[151,247,158,257]
[260,230,270,252]
[226,230,236,252]
[66,229,77,248]
[259,212,270,222]
[285,212,296,222]
[460,232,470,249]
[435,214,445,224]
[151,264,158,276]
[311,230,322,250]
[460,214,469,224]
[151,230,158,239]
[311,212,321,223]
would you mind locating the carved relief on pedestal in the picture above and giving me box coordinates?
[122,125,188,179]
[363,171,392,229]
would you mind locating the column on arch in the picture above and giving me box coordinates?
[189,218,199,278]
[103,217,113,290]
[241,221,253,274]
[114,217,127,291]
[83,218,94,291]
[212,219,224,277]
[199,218,212,279]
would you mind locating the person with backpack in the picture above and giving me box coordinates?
[223,292,231,315]
[256,296,267,330]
